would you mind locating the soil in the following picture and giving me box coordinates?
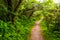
[30,17,44,40]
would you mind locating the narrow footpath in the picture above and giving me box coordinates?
[30,17,44,40]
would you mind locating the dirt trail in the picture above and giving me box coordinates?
[30,17,44,40]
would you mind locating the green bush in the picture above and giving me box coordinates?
[0,16,35,40]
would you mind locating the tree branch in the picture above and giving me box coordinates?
[4,0,12,11]
[14,0,22,12]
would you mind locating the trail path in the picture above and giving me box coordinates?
[30,17,44,40]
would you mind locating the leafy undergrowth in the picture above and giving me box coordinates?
[0,17,36,40]
[41,20,60,40]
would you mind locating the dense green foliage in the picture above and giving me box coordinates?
[40,0,60,40]
[0,19,35,40]
[0,0,60,40]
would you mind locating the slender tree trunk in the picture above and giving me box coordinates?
[4,0,22,24]
[13,0,22,25]
[4,0,13,22]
